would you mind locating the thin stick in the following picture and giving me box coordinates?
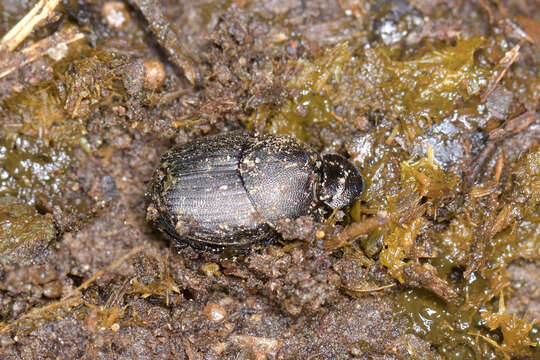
[480,45,520,103]
[126,0,200,85]
[493,151,504,184]
[344,283,395,293]
[489,110,536,140]
[64,246,146,299]
[0,246,146,333]
[326,211,388,250]
[0,0,61,53]
[0,26,84,80]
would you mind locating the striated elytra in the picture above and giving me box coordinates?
[146,132,364,250]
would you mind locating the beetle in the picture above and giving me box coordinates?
[146,132,363,251]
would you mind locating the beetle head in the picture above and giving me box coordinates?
[317,154,363,209]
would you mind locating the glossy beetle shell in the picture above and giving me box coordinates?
[147,132,363,250]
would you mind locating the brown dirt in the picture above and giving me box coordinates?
[0,0,539,359]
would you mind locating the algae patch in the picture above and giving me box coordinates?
[257,38,490,145]
[374,37,489,136]
[0,135,72,207]
[393,147,540,360]
[0,197,55,265]
[254,42,352,143]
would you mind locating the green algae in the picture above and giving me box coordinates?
[252,42,352,143]
[257,37,490,145]
[0,197,55,265]
[392,148,540,360]
[0,46,131,220]
[0,135,73,207]
[374,37,490,136]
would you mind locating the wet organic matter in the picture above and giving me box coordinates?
[0,0,539,359]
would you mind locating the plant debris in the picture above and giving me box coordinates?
[0,0,538,359]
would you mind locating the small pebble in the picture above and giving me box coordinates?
[42,281,63,299]
[203,302,227,322]
[102,1,130,29]
[200,262,221,277]
[143,59,166,90]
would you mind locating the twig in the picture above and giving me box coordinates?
[0,296,82,334]
[0,0,61,53]
[0,26,84,80]
[466,141,494,187]
[466,110,537,186]
[493,151,504,183]
[488,110,536,140]
[343,283,395,293]
[126,0,200,85]
[64,246,146,299]
[480,44,520,103]
[402,262,458,300]
[0,246,146,333]
[325,211,388,250]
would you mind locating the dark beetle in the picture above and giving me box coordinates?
[146,132,363,250]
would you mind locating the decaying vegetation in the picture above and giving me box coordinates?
[0,0,538,359]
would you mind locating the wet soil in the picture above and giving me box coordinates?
[0,0,539,359]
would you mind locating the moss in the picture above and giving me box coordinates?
[509,146,540,217]
[435,147,539,280]
[334,37,491,140]
[55,50,128,119]
[2,88,86,146]
[0,296,83,335]
[85,304,127,330]
[265,92,337,143]
[257,38,489,146]
[0,47,130,220]
[481,294,536,359]
[399,154,460,200]
[378,217,421,282]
